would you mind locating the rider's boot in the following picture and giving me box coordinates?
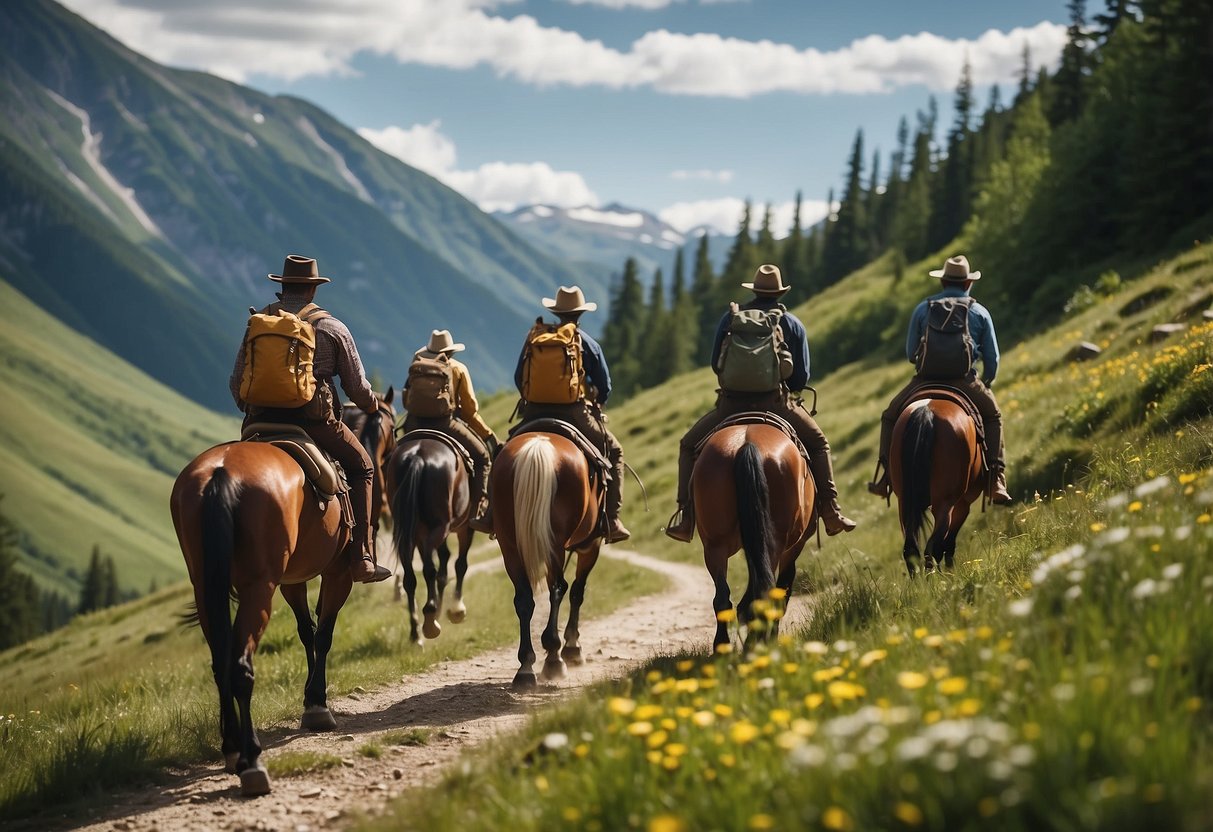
[807,448,857,536]
[468,497,494,534]
[348,525,392,583]
[820,499,857,536]
[604,468,630,544]
[991,467,1012,505]
[664,504,695,543]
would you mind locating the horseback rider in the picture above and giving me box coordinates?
[868,254,1012,504]
[498,285,631,544]
[666,264,857,542]
[402,329,500,532]
[229,255,392,583]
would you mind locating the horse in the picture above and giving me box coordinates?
[890,397,985,576]
[492,431,603,688]
[171,435,365,795]
[693,423,816,651]
[340,387,397,551]
[384,432,475,645]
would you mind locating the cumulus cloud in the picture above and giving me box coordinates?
[358,121,598,212]
[62,0,1066,95]
[670,169,734,183]
[659,197,831,236]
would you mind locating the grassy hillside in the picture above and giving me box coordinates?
[377,237,1213,830]
[0,279,233,594]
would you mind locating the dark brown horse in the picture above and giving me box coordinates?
[171,442,353,796]
[341,387,397,550]
[492,432,602,688]
[693,424,816,651]
[385,433,475,645]
[890,398,984,576]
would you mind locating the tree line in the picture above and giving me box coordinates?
[601,0,1211,401]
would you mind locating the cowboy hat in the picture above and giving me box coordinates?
[268,254,331,284]
[542,286,598,314]
[742,264,791,296]
[928,254,981,281]
[421,329,465,355]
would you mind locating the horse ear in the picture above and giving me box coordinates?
[384,386,395,406]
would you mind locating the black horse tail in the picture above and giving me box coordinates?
[201,466,239,695]
[735,441,776,609]
[391,452,425,568]
[901,406,936,549]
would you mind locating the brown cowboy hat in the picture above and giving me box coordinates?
[268,254,331,285]
[742,263,791,296]
[421,329,465,355]
[542,285,598,314]
[928,254,981,281]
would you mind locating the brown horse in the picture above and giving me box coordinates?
[385,433,475,645]
[492,432,602,688]
[890,398,984,576]
[340,387,397,549]
[171,439,359,796]
[694,424,816,651]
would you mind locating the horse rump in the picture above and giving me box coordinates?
[900,406,936,549]
[734,441,776,605]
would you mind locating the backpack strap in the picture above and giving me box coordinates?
[297,303,331,324]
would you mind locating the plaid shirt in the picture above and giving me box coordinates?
[230,294,376,413]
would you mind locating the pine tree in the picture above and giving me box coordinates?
[1093,0,1130,41]
[893,108,935,261]
[755,204,777,265]
[715,201,755,309]
[867,149,885,251]
[929,57,975,250]
[666,250,698,379]
[638,269,669,389]
[1050,0,1091,125]
[783,192,808,304]
[78,545,104,615]
[600,259,646,398]
[691,234,718,364]
[821,129,868,282]
[0,500,42,649]
[1015,42,1034,104]
[102,556,120,608]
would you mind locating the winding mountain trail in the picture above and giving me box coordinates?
[52,546,811,832]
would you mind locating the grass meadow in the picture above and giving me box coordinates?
[372,240,1213,830]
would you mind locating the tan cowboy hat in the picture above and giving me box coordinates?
[422,329,465,355]
[542,285,598,314]
[268,254,331,284]
[742,263,791,296]
[929,254,981,281]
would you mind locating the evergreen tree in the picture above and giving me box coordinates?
[666,251,698,379]
[893,109,935,261]
[867,149,885,251]
[1015,42,1034,104]
[102,556,120,608]
[691,234,718,364]
[1050,0,1091,125]
[638,269,669,389]
[715,201,755,309]
[78,545,105,615]
[929,57,976,249]
[600,259,646,398]
[0,500,42,649]
[755,204,778,265]
[1093,0,1130,41]
[821,129,868,282]
[783,192,808,305]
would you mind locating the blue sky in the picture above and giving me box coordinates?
[64,0,1069,233]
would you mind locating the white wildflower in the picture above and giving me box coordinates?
[1008,598,1034,618]
[802,641,829,656]
[1134,476,1171,497]
[1174,525,1192,541]
[788,744,828,768]
[896,736,933,762]
[1065,586,1083,601]
[1103,493,1128,509]
[1008,745,1036,767]
[934,751,959,772]
[542,732,569,751]
[1134,525,1165,538]
[1129,677,1154,696]
[1098,527,1131,545]
[1131,579,1158,599]
[1162,563,1183,580]
[1051,683,1076,702]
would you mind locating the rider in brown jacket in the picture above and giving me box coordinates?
[230,255,392,583]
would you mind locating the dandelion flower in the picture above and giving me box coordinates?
[628,721,654,737]
[716,609,737,623]
[692,710,715,727]
[730,722,760,744]
[898,672,929,690]
[822,806,854,831]
[609,697,636,716]
[938,677,968,695]
[648,814,687,832]
[828,681,866,701]
[859,649,888,668]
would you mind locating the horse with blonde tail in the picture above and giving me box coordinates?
[492,432,603,688]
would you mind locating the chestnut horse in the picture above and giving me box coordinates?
[492,432,603,688]
[385,433,475,645]
[890,398,984,576]
[694,424,816,651]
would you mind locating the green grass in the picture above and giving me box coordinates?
[267,751,344,778]
[0,552,666,819]
[369,240,1213,831]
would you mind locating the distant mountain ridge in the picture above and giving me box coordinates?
[0,0,587,408]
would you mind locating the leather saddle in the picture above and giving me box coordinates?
[399,428,475,475]
[510,418,611,482]
[241,422,347,501]
[697,411,811,466]
[905,386,986,447]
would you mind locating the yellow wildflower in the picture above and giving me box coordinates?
[749,814,776,830]
[897,672,929,690]
[562,808,582,822]
[634,704,663,720]
[648,814,687,832]
[676,659,696,673]
[859,649,888,668]
[828,681,866,701]
[822,806,854,831]
[804,693,825,710]
[913,627,929,639]
[956,698,982,716]
[713,704,734,718]
[767,587,788,601]
[730,722,760,744]
[813,666,846,682]
[628,721,654,737]
[894,802,924,827]
[609,697,636,716]
[665,743,688,757]
[923,635,944,649]
[646,730,669,748]
[716,609,737,623]
[1128,501,1143,512]
[938,677,968,695]
[692,710,715,727]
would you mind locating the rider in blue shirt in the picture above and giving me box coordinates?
[868,255,1011,504]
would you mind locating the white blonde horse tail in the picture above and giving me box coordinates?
[513,435,557,589]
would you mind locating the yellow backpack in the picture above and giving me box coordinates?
[520,318,585,405]
[239,303,330,409]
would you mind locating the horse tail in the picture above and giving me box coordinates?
[901,405,936,548]
[512,436,557,590]
[391,452,425,567]
[200,466,239,692]
[735,441,776,604]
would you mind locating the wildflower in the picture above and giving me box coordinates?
[782,662,799,675]
[628,721,654,737]
[609,697,636,716]
[573,743,590,758]
[813,666,846,682]
[665,742,688,757]
[859,649,888,668]
[803,641,829,655]
[804,693,825,710]
[1128,501,1144,512]
[1135,476,1170,497]
[789,743,827,768]
[1162,563,1183,580]
[730,722,760,744]
[713,703,733,718]
[542,733,569,751]
[975,626,994,640]
[1008,598,1033,618]
[956,699,982,716]
[715,643,733,655]
[719,753,736,767]
[769,709,792,727]
[534,775,549,792]
[716,609,736,623]
[676,659,696,673]
[692,710,715,727]
[1179,473,1199,485]
[828,681,866,701]
[1131,579,1159,599]
[938,677,968,696]
[1089,522,1106,532]
[1198,514,1211,524]
[894,802,924,827]
[646,730,669,749]
[821,806,854,831]
[748,814,775,830]
[897,672,929,690]
[767,587,787,601]
[634,705,663,721]
[913,627,929,639]
[648,815,687,832]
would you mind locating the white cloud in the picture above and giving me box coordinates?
[563,0,684,8]
[62,0,1066,96]
[358,121,598,212]
[659,197,830,236]
[670,169,734,183]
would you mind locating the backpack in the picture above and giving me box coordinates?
[405,354,455,418]
[520,318,584,404]
[239,303,329,409]
[717,303,789,394]
[915,296,976,380]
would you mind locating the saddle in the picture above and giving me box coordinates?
[399,428,475,476]
[905,386,987,451]
[696,411,811,467]
[241,422,347,502]
[511,417,612,548]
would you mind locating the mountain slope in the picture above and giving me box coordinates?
[0,279,235,595]
[0,0,581,407]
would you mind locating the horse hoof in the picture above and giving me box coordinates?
[561,646,583,666]
[512,671,537,690]
[240,762,271,797]
[300,705,337,732]
[224,752,240,774]
[447,603,467,624]
[542,659,566,681]
[422,617,442,640]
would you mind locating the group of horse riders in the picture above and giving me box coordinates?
[230,251,1011,584]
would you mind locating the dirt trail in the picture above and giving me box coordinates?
[57,547,811,832]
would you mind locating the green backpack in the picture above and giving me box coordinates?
[717,303,788,394]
